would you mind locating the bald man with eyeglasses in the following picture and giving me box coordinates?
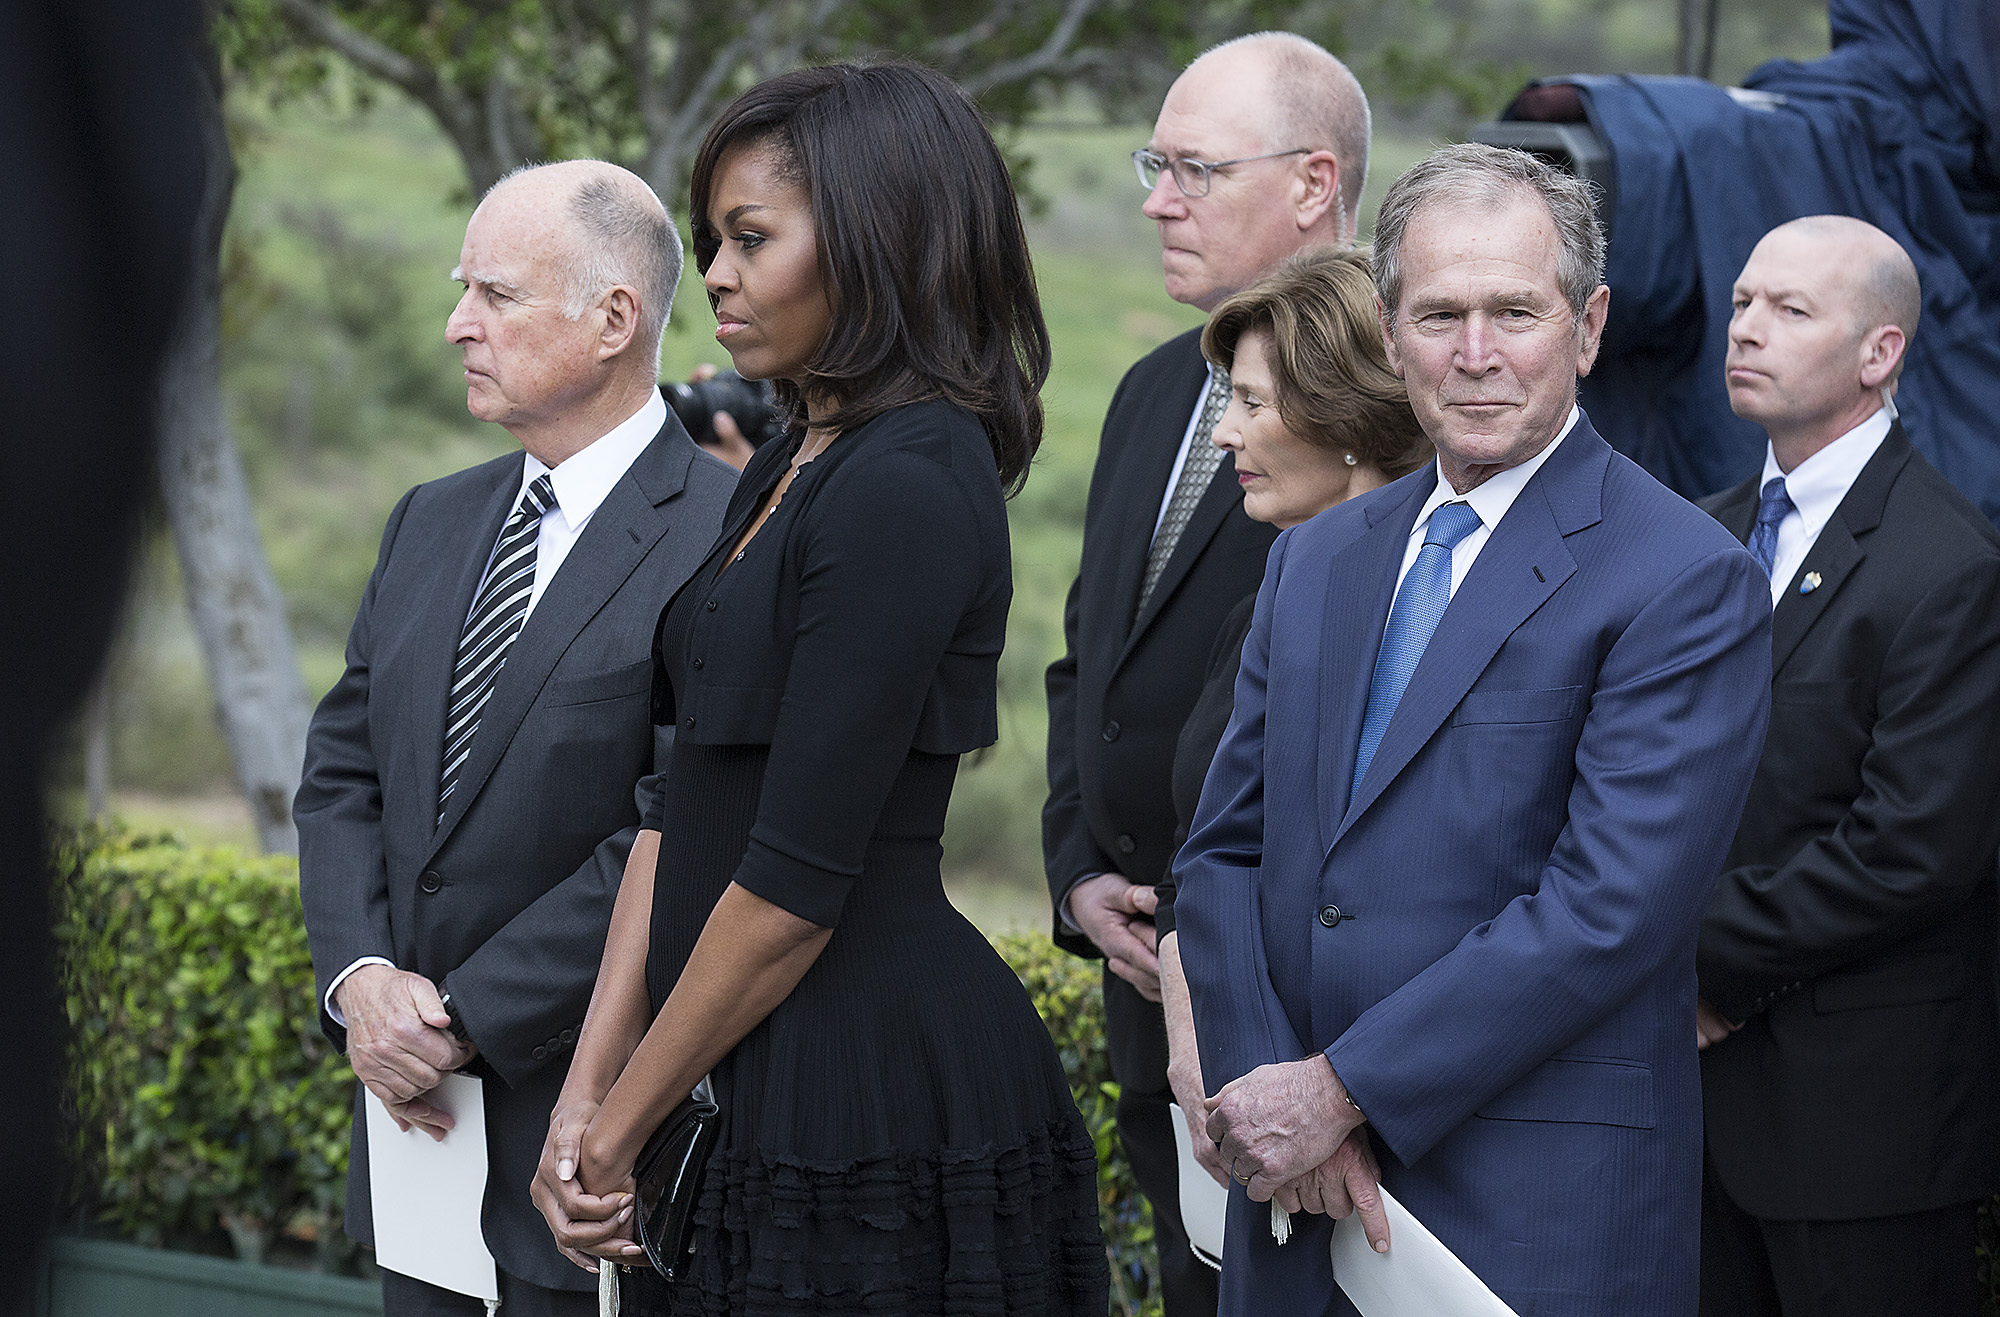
[1040,31,1371,1316]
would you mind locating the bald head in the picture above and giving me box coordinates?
[1192,33,1370,237]
[481,160,683,365]
[1725,215,1920,461]
[1763,215,1920,355]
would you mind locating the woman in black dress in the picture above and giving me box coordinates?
[530,64,1108,1315]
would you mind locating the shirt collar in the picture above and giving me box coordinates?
[1758,407,1892,527]
[521,388,667,531]
[1414,405,1582,533]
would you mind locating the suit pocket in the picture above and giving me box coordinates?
[1475,1054,1656,1129]
[545,658,653,707]
[1813,950,1964,1014]
[1452,685,1583,726]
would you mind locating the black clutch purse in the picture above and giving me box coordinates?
[631,1084,720,1281]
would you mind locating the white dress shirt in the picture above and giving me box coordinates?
[325,389,666,1026]
[1394,406,1581,600]
[1756,407,1891,608]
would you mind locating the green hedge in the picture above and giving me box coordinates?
[52,828,356,1269]
[51,830,1165,1312]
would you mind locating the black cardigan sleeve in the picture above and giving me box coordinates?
[729,441,1004,928]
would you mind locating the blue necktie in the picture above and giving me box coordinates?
[1350,501,1484,805]
[1746,476,1793,578]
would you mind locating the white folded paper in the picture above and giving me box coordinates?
[365,1073,500,1304]
[1331,1183,1519,1316]
[1167,1101,1228,1269]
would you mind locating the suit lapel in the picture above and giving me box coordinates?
[428,424,693,854]
[1709,480,1759,547]
[1102,338,1210,658]
[1334,426,1607,845]
[410,462,520,833]
[1768,424,1909,676]
[1123,452,1244,655]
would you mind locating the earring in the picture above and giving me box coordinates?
[1343,452,1358,466]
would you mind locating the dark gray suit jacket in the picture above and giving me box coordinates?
[296,408,735,1290]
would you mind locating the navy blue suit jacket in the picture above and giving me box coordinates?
[1174,415,1772,1316]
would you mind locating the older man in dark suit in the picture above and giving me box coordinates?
[296,160,735,1316]
[1695,216,2000,1317]
[1041,32,1371,1314]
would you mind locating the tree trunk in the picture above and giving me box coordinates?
[156,48,310,854]
[84,676,112,822]
[1677,0,1722,78]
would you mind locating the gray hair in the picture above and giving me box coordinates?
[1202,32,1371,239]
[493,161,684,367]
[1372,142,1605,328]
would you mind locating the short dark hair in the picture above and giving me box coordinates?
[689,63,1050,495]
[1202,247,1431,479]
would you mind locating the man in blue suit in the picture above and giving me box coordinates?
[1164,143,1773,1316]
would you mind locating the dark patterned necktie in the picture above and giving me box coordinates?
[439,474,556,821]
[1137,367,1232,617]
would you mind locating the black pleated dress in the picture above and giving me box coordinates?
[626,401,1107,1316]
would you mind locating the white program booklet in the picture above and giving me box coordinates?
[364,1072,501,1303]
[1331,1183,1519,1316]
[1168,1102,1228,1269]
[1170,1101,1519,1315]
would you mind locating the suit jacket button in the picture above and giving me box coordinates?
[419,870,442,894]
[561,1027,576,1043]
[531,1045,547,1060]
[692,657,704,670]
[1102,721,1121,742]
[1318,904,1344,928]
[1115,834,1136,855]
[706,600,717,611]
[684,715,696,729]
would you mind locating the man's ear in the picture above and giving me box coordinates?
[1296,151,1343,233]
[596,285,641,360]
[1574,284,1611,378]
[1376,295,1405,378]
[1857,323,1906,391]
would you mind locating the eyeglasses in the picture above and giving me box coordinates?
[1131,147,1311,198]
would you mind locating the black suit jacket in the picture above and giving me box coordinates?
[1041,329,1278,1057]
[1697,423,2000,1220]
[295,410,735,1288]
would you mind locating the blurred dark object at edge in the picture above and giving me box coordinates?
[1475,0,2000,524]
[0,0,204,1299]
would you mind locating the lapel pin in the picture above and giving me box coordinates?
[1799,571,1822,595]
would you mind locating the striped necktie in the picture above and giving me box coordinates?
[439,474,556,822]
[1350,501,1484,805]
[1137,367,1232,619]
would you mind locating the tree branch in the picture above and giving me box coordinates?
[960,0,1105,97]
[275,0,504,190]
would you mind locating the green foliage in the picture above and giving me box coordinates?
[51,830,1163,1307]
[53,827,356,1269]
[996,933,1164,1317]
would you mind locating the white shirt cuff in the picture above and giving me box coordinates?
[324,956,395,1027]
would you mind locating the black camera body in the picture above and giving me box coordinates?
[666,371,784,451]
